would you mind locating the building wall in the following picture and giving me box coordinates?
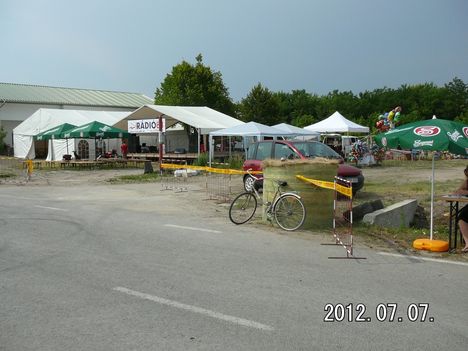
[0,102,135,147]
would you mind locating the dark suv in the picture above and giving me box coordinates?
[242,140,364,194]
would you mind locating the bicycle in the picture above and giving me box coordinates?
[229,171,306,231]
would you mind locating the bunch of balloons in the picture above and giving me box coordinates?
[370,144,385,163]
[375,106,402,132]
[347,139,369,164]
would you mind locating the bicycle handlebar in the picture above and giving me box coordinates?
[245,168,263,181]
[246,169,287,187]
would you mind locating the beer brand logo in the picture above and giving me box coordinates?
[463,127,468,138]
[381,137,387,147]
[447,130,463,142]
[414,126,440,137]
[413,140,434,147]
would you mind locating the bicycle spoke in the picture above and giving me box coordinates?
[274,195,306,231]
[229,192,258,225]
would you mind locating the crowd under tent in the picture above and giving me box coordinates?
[208,121,296,165]
[304,111,369,133]
[13,109,129,160]
[114,105,244,155]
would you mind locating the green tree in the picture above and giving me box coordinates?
[275,90,321,125]
[291,114,315,128]
[238,83,281,125]
[154,54,235,115]
[443,77,468,120]
[154,54,235,151]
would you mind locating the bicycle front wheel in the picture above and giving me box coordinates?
[274,194,306,231]
[229,192,258,225]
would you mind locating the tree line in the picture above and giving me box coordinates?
[155,55,468,134]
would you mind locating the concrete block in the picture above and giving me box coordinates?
[362,199,418,228]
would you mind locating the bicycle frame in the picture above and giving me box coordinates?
[247,171,300,215]
[230,170,306,230]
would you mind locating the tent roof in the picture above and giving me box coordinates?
[63,121,129,138]
[304,111,369,133]
[35,123,77,140]
[209,121,294,137]
[114,105,244,134]
[13,109,129,136]
[272,123,319,136]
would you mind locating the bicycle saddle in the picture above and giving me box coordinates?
[277,180,288,187]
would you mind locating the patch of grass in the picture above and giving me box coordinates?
[354,223,450,250]
[350,162,466,255]
[381,159,465,169]
[0,172,15,178]
[108,172,160,184]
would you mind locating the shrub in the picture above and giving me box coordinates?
[227,154,244,169]
[193,152,208,166]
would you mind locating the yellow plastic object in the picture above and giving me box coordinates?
[413,239,449,252]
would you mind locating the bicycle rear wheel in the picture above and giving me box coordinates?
[274,194,306,231]
[229,192,258,225]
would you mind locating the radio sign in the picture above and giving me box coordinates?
[128,118,166,133]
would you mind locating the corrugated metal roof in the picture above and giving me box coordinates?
[0,82,153,108]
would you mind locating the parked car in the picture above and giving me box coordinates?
[242,140,364,194]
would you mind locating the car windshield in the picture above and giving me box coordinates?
[292,141,342,159]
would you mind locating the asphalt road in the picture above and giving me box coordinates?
[1,182,467,350]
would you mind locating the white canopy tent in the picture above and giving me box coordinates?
[13,109,129,160]
[272,123,320,139]
[114,105,244,155]
[304,111,369,133]
[208,121,295,165]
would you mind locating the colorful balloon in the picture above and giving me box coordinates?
[375,106,402,131]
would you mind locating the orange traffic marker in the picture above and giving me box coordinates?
[413,239,449,252]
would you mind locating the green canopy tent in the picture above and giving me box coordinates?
[34,123,77,158]
[61,121,129,160]
[374,118,468,240]
[35,123,77,141]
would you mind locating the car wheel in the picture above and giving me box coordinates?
[243,175,256,192]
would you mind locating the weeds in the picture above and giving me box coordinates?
[108,173,160,183]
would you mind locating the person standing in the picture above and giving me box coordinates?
[120,140,128,159]
[454,166,468,252]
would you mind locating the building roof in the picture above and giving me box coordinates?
[0,82,152,108]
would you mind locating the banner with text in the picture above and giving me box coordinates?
[128,119,166,134]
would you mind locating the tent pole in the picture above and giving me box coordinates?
[208,135,212,166]
[244,136,247,159]
[430,153,435,240]
[197,128,201,157]
[158,114,164,173]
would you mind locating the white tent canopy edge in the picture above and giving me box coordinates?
[115,105,244,156]
[304,111,369,133]
[208,121,296,166]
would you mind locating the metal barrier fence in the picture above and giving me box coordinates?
[296,174,365,259]
[159,163,246,202]
[328,176,365,259]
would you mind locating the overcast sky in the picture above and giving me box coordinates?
[2,0,467,101]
